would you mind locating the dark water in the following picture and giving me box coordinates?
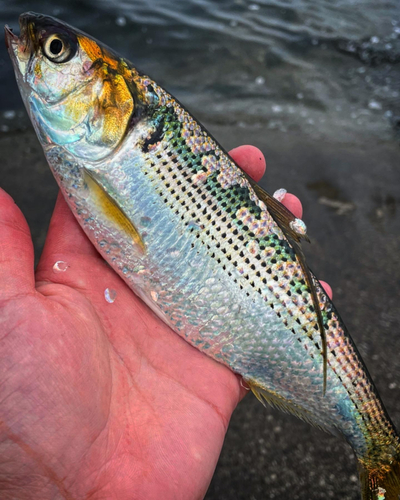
[1,0,400,141]
[1,2,400,500]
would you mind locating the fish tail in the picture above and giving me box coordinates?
[358,453,400,500]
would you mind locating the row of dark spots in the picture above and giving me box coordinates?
[144,130,333,381]
[146,139,381,428]
[174,151,392,431]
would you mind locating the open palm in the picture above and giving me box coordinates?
[0,146,321,500]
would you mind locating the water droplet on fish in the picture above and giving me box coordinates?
[289,218,307,236]
[104,288,117,303]
[151,290,159,302]
[115,16,127,27]
[53,261,69,273]
[248,3,260,10]
[273,188,287,202]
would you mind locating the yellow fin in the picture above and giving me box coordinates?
[247,380,336,435]
[83,169,145,253]
[249,181,328,395]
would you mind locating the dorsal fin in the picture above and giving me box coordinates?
[250,180,328,394]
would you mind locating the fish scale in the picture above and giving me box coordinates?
[120,85,394,458]
[6,13,400,499]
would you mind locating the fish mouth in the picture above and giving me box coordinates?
[4,24,19,50]
[4,13,35,78]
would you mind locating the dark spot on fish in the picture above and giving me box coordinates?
[142,117,165,153]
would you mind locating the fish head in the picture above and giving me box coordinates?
[5,12,137,161]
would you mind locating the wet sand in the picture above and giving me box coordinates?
[1,122,399,500]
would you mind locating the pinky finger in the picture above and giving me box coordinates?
[281,193,303,220]
[320,280,333,300]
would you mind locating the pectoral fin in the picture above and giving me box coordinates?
[83,168,145,254]
[249,180,327,394]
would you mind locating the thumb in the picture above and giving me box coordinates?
[0,188,35,300]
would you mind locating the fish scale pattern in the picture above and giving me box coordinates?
[9,14,400,496]
[128,74,400,469]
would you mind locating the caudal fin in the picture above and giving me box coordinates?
[358,454,400,500]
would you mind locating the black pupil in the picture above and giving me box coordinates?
[50,38,63,55]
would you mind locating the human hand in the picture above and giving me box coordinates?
[0,145,331,500]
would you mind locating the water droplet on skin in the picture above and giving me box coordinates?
[104,288,117,303]
[151,291,159,302]
[389,382,397,390]
[273,188,287,202]
[53,261,69,273]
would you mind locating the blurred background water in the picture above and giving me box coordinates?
[1,1,399,499]
[1,0,400,141]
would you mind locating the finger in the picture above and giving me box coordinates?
[281,193,303,219]
[35,191,103,283]
[320,280,333,300]
[229,145,266,182]
[0,188,35,299]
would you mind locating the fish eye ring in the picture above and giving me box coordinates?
[42,34,74,63]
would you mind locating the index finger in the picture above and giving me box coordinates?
[229,145,266,182]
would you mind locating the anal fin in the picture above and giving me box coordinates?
[246,379,337,435]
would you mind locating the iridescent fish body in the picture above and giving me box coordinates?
[6,13,400,499]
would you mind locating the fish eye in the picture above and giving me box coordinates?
[42,33,75,63]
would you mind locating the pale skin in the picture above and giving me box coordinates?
[0,145,332,500]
